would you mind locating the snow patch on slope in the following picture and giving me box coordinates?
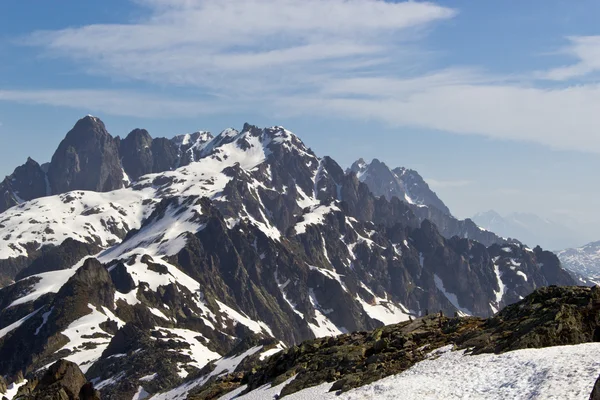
[230,343,600,400]
[433,274,472,316]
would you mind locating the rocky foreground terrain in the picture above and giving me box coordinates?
[164,285,600,399]
[2,285,598,399]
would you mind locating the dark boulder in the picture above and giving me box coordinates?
[15,359,100,400]
[109,263,136,294]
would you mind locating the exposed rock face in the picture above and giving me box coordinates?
[15,239,101,281]
[0,258,116,376]
[411,204,506,247]
[0,157,48,213]
[172,131,214,167]
[150,137,179,174]
[47,116,124,194]
[120,129,180,181]
[119,129,154,182]
[393,166,450,215]
[15,359,100,400]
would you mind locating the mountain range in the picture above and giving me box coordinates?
[0,116,579,399]
[344,161,599,283]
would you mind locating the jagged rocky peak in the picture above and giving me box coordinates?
[392,166,451,215]
[47,115,124,194]
[0,157,48,213]
[348,157,449,214]
[172,130,214,167]
[120,129,154,182]
[120,128,180,181]
[348,157,510,246]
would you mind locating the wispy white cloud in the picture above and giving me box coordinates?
[23,0,454,94]
[5,1,600,154]
[538,36,600,81]
[280,80,600,153]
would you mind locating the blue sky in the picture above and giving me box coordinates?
[1,0,600,244]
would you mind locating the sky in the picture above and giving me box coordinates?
[0,0,599,245]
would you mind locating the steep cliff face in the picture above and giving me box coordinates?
[47,116,124,194]
[119,129,181,182]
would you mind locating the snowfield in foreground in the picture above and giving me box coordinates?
[222,343,600,400]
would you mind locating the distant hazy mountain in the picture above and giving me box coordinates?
[557,241,600,285]
[471,210,585,250]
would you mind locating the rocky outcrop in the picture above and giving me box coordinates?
[15,359,100,400]
[0,258,116,376]
[188,286,600,398]
[120,129,180,181]
[460,286,600,354]
[15,239,101,281]
[119,129,154,182]
[47,116,123,194]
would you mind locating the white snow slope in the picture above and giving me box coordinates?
[225,343,600,400]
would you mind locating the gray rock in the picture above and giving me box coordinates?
[47,116,123,194]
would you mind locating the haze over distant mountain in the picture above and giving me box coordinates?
[471,210,586,251]
[557,240,600,285]
[0,116,575,399]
